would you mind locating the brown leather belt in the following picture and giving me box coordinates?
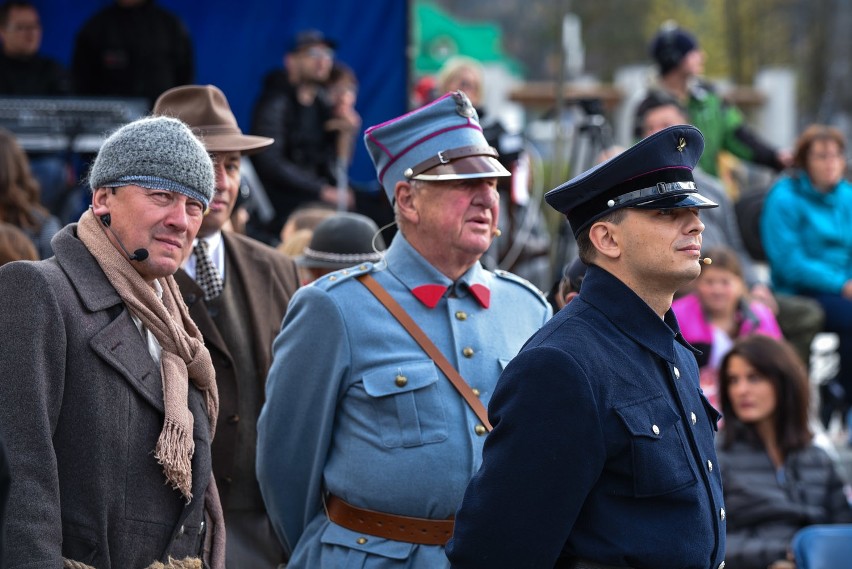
[325,494,454,546]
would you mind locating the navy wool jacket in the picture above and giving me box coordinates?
[447,265,726,569]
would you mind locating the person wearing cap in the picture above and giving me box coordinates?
[152,84,300,569]
[0,116,225,568]
[250,28,352,242]
[295,211,386,284]
[447,125,727,569]
[642,21,789,177]
[634,91,825,374]
[257,90,551,568]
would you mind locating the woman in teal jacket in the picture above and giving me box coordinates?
[760,124,852,442]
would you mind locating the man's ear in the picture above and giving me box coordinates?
[589,221,621,260]
[395,181,418,225]
[91,187,110,217]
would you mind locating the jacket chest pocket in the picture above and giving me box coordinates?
[361,360,449,448]
[699,391,722,431]
[615,394,697,497]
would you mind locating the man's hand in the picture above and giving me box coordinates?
[750,283,778,314]
[842,279,852,299]
[320,185,354,210]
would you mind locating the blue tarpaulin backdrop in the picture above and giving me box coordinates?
[31,0,410,188]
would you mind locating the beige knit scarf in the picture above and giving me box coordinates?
[77,209,219,500]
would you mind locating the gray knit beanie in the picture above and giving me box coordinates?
[88,116,215,209]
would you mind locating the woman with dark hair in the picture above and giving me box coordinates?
[717,335,852,569]
[0,127,61,258]
[761,124,852,441]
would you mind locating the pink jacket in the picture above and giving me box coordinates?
[672,293,783,347]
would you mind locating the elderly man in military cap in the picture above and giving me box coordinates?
[447,125,727,569]
[257,91,552,568]
[152,84,301,569]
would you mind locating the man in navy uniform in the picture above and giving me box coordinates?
[447,125,727,569]
[257,90,552,568]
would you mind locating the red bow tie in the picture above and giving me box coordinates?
[411,283,490,309]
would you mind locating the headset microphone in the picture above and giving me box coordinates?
[699,257,712,265]
[99,214,150,262]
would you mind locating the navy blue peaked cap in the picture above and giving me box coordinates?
[545,124,717,237]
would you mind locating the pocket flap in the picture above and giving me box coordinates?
[362,360,439,397]
[321,522,414,559]
[699,391,722,431]
[615,394,680,439]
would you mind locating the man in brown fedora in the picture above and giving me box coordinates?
[153,84,300,568]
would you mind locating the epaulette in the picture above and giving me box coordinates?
[493,269,550,308]
[310,262,378,291]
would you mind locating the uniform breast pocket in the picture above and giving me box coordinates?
[615,394,697,497]
[361,360,449,448]
[699,391,722,431]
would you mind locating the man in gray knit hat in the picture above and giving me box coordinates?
[0,115,227,568]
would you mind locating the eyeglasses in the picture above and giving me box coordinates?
[305,46,334,60]
[808,151,845,161]
[8,22,40,32]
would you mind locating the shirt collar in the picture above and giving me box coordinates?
[384,233,491,309]
[184,230,225,280]
[578,264,698,361]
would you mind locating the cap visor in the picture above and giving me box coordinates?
[412,155,510,181]
[632,191,718,210]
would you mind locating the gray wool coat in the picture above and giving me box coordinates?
[0,223,214,569]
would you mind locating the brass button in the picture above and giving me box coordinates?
[359,264,368,270]
[463,347,474,358]
[455,311,467,321]
[707,460,713,472]
[652,424,660,435]
[395,374,408,387]
[356,537,368,545]
[472,388,481,397]
[342,270,350,276]
[673,366,681,379]
[474,424,487,436]
[691,412,697,425]
[329,276,337,281]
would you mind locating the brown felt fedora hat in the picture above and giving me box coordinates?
[153,84,273,155]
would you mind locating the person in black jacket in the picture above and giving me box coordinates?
[717,334,852,569]
[71,0,193,107]
[0,1,69,95]
[250,29,352,243]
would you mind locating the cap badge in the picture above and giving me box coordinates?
[453,91,476,118]
[677,137,687,152]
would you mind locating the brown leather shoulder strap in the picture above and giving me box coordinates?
[356,273,492,431]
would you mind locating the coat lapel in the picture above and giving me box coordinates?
[223,232,274,372]
[174,268,231,359]
[89,311,165,413]
[54,224,166,412]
